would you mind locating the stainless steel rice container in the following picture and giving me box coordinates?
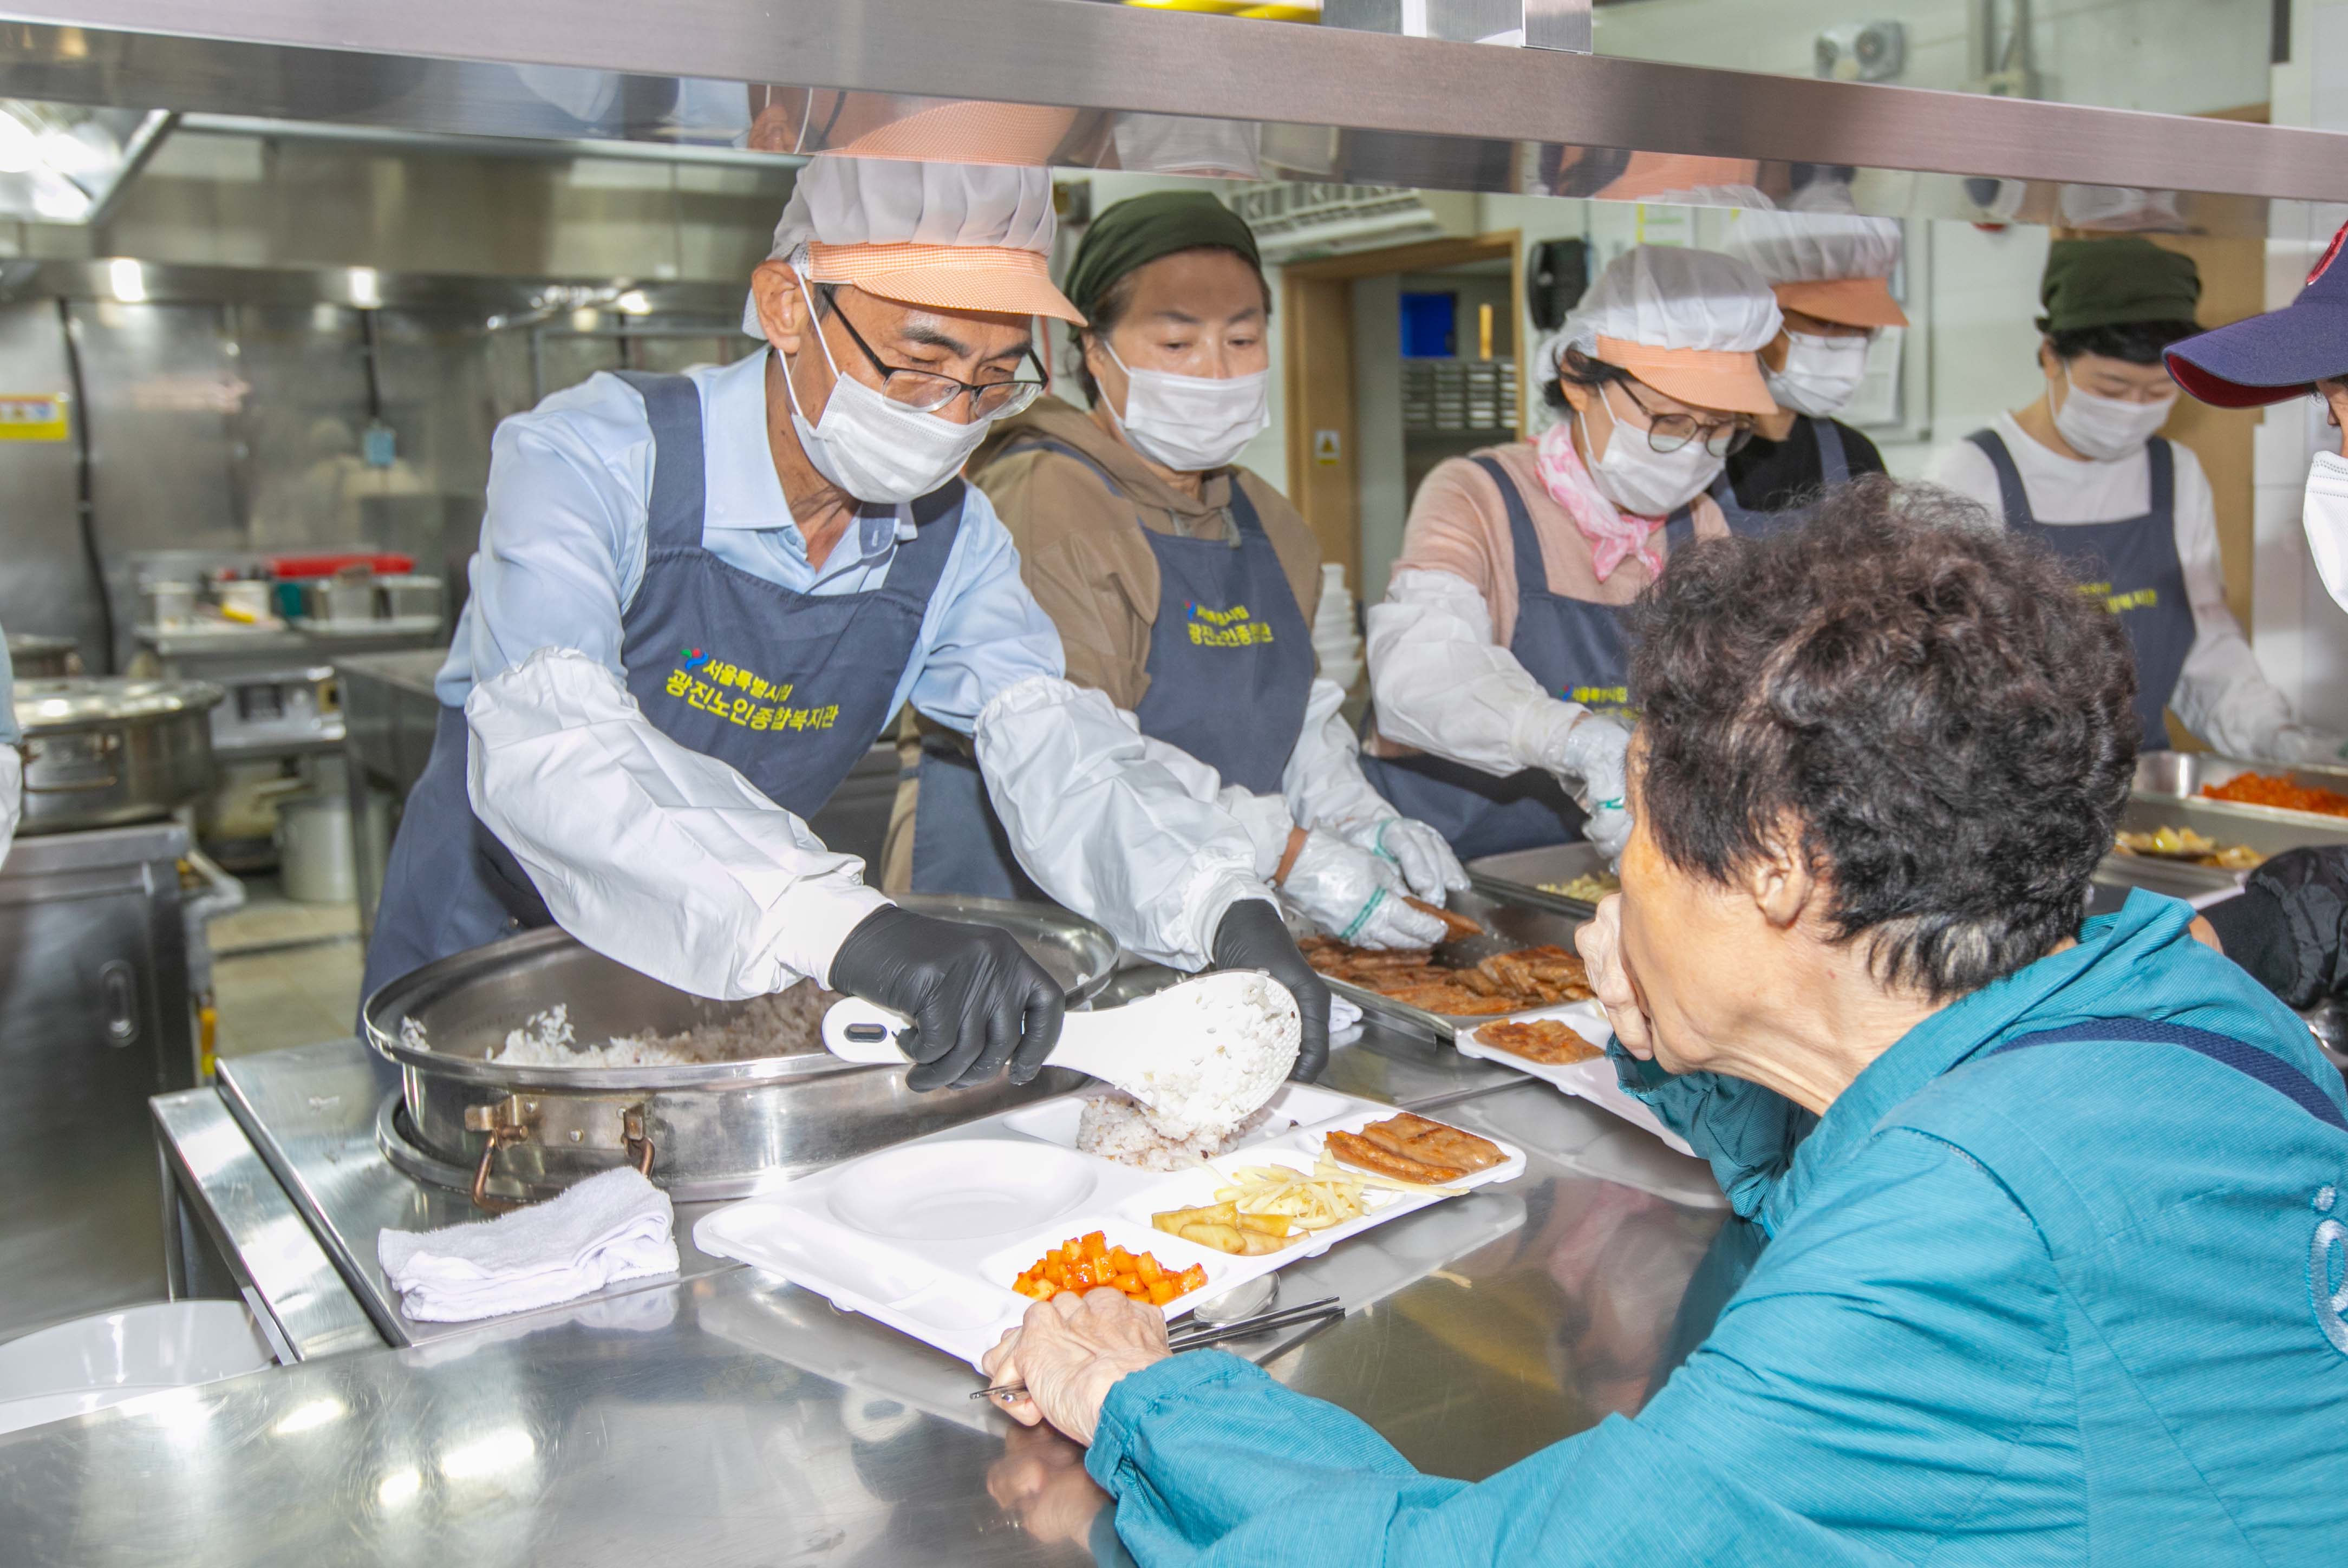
[11,677,225,835]
[363,894,1118,1204]
[5,632,81,680]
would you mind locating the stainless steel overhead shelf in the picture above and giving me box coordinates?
[0,0,2339,232]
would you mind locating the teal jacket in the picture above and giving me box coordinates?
[1085,892,2348,1565]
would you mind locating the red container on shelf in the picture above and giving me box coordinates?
[267,552,414,580]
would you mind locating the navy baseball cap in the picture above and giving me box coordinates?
[2168,220,2348,408]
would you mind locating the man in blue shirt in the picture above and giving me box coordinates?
[364,153,1334,1085]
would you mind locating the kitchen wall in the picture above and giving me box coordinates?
[0,296,748,670]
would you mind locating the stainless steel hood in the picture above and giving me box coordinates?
[0,0,2339,236]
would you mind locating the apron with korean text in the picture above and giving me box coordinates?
[362,369,958,999]
[1966,429,2191,753]
[1358,454,1691,861]
[911,437,1314,899]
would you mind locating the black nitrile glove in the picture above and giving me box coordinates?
[1212,898,1330,1082]
[2203,846,2348,1009]
[829,906,1067,1091]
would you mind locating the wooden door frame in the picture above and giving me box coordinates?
[1280,231,1524,586]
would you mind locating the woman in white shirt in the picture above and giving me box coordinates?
[1926,237,2342,762]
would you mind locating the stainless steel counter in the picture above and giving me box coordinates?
[185,1014,1535,1350]
[7,1058,1726,1566]
[0,822,200,1339]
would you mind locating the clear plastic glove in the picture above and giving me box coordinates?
[827,905,1068,1090]
[1212,899,1330,1081]
[1336,815,1471,905]
[1554,712,1633,864]
[1573,892,1654,1060]
[1281,831,1448,952]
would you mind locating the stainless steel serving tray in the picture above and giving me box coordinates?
[361,893,1117,1204]
[1465,842,1616,917]
[1312,886,1587,1044]
[2096,793,2348,902]
[2132,752,2348,835]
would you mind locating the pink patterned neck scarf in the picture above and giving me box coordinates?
[1533,417,1667,584]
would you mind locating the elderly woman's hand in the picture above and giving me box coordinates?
[1575,893,1655,1060]
[982,1287,1172,1445]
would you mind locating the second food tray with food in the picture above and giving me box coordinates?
[1452,1001,1694,1157]
[1302,886,1596,1040]
[694,1084,1527,1370]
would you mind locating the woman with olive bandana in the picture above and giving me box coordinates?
[893,191,1472,955]
[1927,237,2344,762]
[1359,245,1783,862]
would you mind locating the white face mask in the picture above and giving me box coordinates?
[2052,370,2176,463]
[781,278,994,504]
[1101,341,1270,473]
[1582,390,1727,516]
[2304,450,2348,611]
[1763,330,1872,419]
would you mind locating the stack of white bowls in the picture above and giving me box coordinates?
[1313,562,1364,696]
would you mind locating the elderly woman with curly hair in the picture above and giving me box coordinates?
[982,479,2348,1566]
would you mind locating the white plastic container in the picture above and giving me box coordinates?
[0,1301,277,1436]
[276,790,356,904]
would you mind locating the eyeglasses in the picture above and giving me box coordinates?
[1611,379,1752,459]
[823,286,1047,420]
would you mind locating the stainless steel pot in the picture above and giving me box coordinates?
[5,633,81,680]
[296,572,377,626]
[11,678,225,835]
[374,574,443,622]
[362,893,1119,1205]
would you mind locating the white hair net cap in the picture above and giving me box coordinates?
[742,155,1071,334]
[1719,211,1907,329]
[764,155,1057,262]
[1542,245,1781,373]
[1721,211,1902,288]
[1536,246,1782,415]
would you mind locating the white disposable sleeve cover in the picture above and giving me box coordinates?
[974,674,1274,969]
[464,648,890,998]
[1366,568,1591,780]
[0,749,19,865]
[1281,677,1395,833]
[2167,460,2344,761]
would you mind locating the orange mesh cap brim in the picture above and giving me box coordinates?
[805,241,1086,325]
[839,102,1078,166]
[1595,335,1778,417]
[1774,277,1908,330]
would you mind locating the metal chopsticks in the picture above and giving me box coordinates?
[969,1295,1343,1402]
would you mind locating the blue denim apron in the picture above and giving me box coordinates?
[362,369,960,999]
[1694,414,1851,538]
[911,437,1314,899]
[1966,430,2190,753]
[1358,454,1693,861]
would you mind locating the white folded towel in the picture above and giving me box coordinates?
[1329,993,1364,1034]
[377,1166,680,1323]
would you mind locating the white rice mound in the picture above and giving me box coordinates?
[1075,1090,1284,1172]
[1106,971,1300,1142]
[472,983,839,1070]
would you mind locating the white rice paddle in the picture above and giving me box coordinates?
[820,971,1301,1141]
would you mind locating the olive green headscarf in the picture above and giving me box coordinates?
[2038,237,2202,334]
[1061,191,1263,322]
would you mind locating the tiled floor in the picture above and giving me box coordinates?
[208,877,367,1060]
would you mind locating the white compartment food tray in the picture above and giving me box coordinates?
[694,1082,1526,1371]
[1451,1001,1694,1157]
